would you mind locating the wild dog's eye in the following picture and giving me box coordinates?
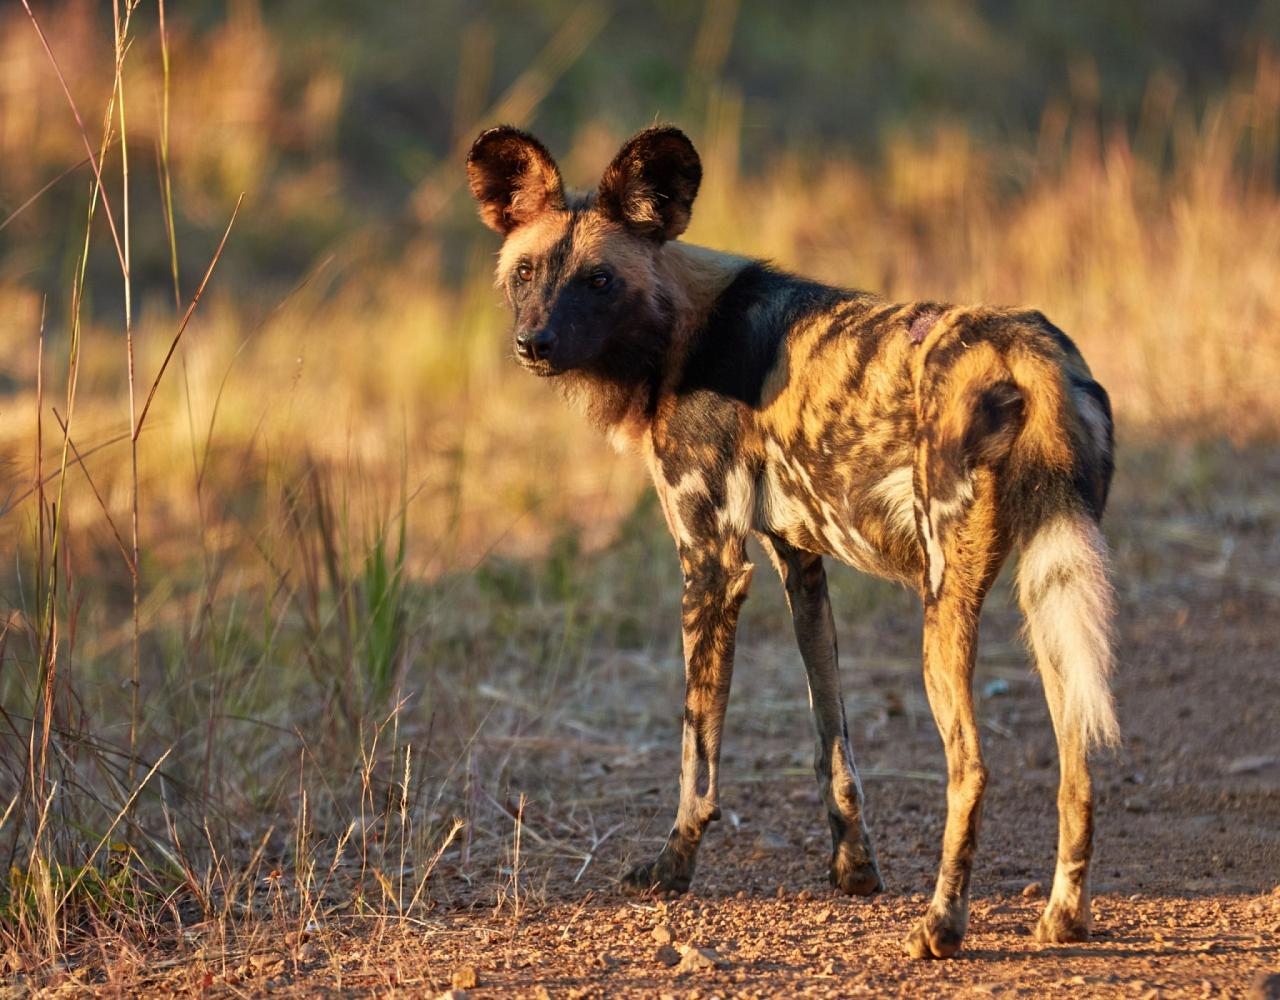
[587,270,612,290]
[516,261,534,282]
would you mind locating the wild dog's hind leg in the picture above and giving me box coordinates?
[763,536,883,897]
[904,474,1007,959]
[1033,686,1094,943]
[622,542,752,895]
[1019,513,1119,942]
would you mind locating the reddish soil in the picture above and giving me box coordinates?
[401,531,1280,999]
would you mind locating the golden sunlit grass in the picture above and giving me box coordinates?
[0,2,1277,989]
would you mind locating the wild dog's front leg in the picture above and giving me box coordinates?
[622,548,752,896]
[763,537,883,897]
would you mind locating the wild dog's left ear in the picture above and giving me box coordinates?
[467,126,566,234]
[597,126,702,241]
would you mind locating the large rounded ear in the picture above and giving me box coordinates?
[467,126,566,234]
[597,126,701,241]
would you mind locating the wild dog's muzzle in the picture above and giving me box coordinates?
[515,328,557,363]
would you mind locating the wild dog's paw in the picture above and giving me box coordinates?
[829,856,884,897]
[829,841,884,897]
[1034,904,1091,944]
[620,854,692,897]
[903,906,966,960]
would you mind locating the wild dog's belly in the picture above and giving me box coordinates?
[757,438,922,585]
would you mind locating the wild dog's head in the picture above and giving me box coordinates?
[466,125,701,389]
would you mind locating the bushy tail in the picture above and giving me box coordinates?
[915,310,1120,750]
[1017,512,1120,750]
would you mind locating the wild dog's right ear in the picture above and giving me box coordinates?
[597,126,702,241]
[467,126,566,234]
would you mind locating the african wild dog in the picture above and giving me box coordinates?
[467,125,1119,958]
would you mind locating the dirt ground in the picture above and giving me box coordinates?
[398,488,1280,1000]
[53,448,1280,998]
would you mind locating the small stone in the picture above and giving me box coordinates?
[1024,747,1054,769]
[775,886,787,899]
[756,830,789,850]
[652,923,675,945]
[655,944,681,967]
[1227,755,1278,775]
[436,992,469,1000]
[451,966,479,990]
[1021,881,1043,899]
[676,944,720,974]
[797,888,813,901]
[814,907,833,925]
[532,989,553,1000]
[1251,971,1280,1000]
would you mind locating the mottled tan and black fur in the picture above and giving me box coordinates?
[467,125,1120,958]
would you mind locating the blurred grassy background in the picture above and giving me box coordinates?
[1,0,1278,972]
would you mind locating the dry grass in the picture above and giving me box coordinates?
[0,3,1277,990]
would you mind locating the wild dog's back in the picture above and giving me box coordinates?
[680,267,1115,595]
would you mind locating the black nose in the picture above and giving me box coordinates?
[515,329,557,361]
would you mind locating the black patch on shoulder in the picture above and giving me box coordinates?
[679,263,849,408]
[659,387,742,488]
